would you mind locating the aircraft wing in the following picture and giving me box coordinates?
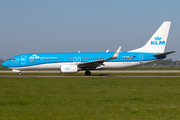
[153,51,176,57]
[78,46,121,69]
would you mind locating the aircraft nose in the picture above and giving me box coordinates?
[2,61,8,67]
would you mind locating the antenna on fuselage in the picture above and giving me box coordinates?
[106,50,109,52]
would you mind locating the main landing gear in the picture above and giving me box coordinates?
[85,70,91,76]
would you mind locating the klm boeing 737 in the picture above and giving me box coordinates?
[2,21,176,76]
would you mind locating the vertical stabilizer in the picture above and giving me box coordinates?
[129,21,171,53]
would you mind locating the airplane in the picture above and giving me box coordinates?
[2,21,176,76]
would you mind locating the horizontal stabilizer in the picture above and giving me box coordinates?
[153,51,176,57]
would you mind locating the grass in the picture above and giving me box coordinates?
[0,64,10,70]
[0,77,180,119]
[0,66,10,71]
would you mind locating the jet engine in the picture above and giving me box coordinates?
[60,64,78,73]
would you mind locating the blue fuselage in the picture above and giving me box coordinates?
[2,52,165,70]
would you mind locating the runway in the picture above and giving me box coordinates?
[1,70,180,77]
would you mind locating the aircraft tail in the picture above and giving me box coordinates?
[129,21,171,53]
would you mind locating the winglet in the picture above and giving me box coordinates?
[111,46,121,59]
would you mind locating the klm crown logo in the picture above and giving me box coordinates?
[65,67,70,70]
[30,54,39,59]
[154,36,162,40]
[151,36,165,45]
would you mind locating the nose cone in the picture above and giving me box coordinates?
[2,61,8,67]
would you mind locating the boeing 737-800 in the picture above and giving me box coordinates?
[2,21,176,75]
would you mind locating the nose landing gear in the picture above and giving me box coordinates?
[18,72,22,76]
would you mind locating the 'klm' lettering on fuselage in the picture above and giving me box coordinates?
[151,41,165,45]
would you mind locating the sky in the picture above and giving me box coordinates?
[0,0,180,60]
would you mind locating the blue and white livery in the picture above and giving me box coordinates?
[2,21,176,75]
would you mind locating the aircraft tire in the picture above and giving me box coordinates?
[18,72,22,76]
[85,70,91,76]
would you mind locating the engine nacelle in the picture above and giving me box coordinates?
[60,64,78,74]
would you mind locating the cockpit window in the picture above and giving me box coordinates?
[9,58,15,61]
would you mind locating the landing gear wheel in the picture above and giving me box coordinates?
[18,72,22,76]
[85,70,91,76]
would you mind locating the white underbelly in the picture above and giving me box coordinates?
[101,60,157,69]
[10,62,76,71]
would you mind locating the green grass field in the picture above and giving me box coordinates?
[1,77,180,119]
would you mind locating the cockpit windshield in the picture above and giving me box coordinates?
[8,58,15,61]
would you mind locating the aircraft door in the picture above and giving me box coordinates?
[21,55,26,65]
[139,54,143,63]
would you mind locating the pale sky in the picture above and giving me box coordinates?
[0,0,180,60]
